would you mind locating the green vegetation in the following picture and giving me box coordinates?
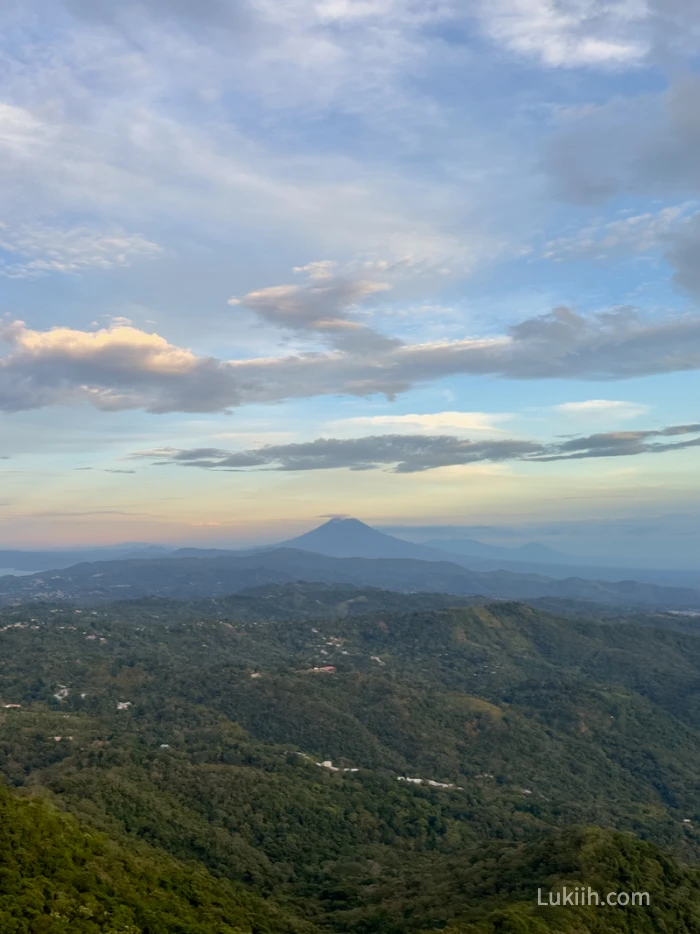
[2,584,700,931]
[0,783,313,934]
[317,826,700,933]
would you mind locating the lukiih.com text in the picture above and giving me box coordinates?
[538,887,650,907]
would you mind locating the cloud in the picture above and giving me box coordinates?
[0,0,540,292]
[0,0,532,315]
[0,222,162,279]
[545,76,700,204]
[292,260,339,280]
[0,91,487,282]
[0,321,241,413]
[232,273,700,389]
[57,0,256,30]
[4,281,700,413]
[231,274,397,352]
[476,0,649,69]
[477,0,700,70]
[50,0,700,80]
[132,434,542,473]
[666,212,700,300]
[51,0,459,120]
[332,411,510,433]
[397,305,700,382]
[554,400,649,419]
[544,78,700,292]
[539,424,700,462]
[129,421,700,473]
[542,205,695,262]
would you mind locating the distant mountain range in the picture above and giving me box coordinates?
[1,542,700,609]
[2,517,700,596]
[279,517,581,564]
[422,535,585,564]
[0,544,171,571]
[278,518,700,590]
[0,519,585,570]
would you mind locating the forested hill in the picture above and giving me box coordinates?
[3,588,700,931]
[4,783,700,934]
[2,547,700,608]
[0,782,315,934]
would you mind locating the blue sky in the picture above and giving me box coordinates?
[1,0,700,561]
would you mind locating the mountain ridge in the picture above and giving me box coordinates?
[4,519,700,589]
[2,546,700,609]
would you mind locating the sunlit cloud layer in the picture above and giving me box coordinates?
[2,282,700,414]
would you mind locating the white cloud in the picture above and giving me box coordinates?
[0,222,162,278]
[331,411,511,433]
[59,0,456,119]
[0,94,497,282]
[477,0,700,70]
[555,400,650,419]
[543,204,694,262]
[292,260,339,280]
[476,0,649,69]
[0,0,529,293]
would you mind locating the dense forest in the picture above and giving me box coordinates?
[2,583,700,931]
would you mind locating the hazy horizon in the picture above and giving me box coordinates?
[2,513,700,570]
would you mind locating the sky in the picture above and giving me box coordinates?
[1,0,700,561]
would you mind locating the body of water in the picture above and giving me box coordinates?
[0,568,40,577]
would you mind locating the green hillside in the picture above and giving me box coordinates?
[3,587,700,931]
[317,826,700,933]
[0,783,313,934]
[4,784,700,933]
